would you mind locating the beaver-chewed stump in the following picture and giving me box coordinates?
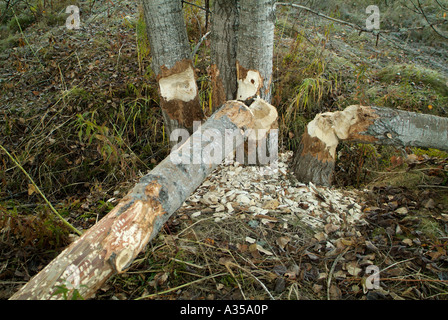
[291,105,448,186]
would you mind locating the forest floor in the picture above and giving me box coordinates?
[0,1,448,300]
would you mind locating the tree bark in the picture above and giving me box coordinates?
[224,0,276,166]
[141,0,205,138]
[210,0,239,111]
[291,105,448,186]
[236,0,275,103]
[10,100,277,300]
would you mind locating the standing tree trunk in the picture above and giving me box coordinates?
[10,100,278,300]
[236,0,275,103]
[209,0,240,111]
[235,0,277,166]
[141,0,205,140]
[291,105,448,186]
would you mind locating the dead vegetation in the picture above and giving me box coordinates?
[1,0,447,300]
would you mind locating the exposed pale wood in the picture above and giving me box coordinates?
[292,105,448,186]
[10,100,277,300]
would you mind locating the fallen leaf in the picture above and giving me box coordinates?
[329,284,342,300]
[405,154,419,164]
[346,261,362,276]
[236,243,248,253]
[365,240,379,252]
[305,250,319,261]
[191,211,201,218]
[314,232,327,242]
[149,272,168,288]
[395,207,408,215]
[276,236,290,250]
[274,277,286,293]
[324,223,339,234]
[28,184,37,196]
[249,243,262,258]
[313,284,323,294]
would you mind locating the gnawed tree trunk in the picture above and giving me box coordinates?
[235,0,276,166]
[10,100,277,300]
[142,0,204,139]
[209,0,239,111]
[291,105,448,186]
[236,0,275,103]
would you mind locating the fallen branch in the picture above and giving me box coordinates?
[291,105,448,186]
[275,2,372,33]
[275,2,447,37]
[10,99,278,300]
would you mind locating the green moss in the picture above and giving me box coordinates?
[376,64,448,96]
[412,148,448,159]
[369,64,448,113]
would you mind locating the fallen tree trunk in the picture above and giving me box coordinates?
[10,100,277,300]
[291,105,448,186]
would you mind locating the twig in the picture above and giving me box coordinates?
[181,0,212,14]
[0,144,82,236]
[275,2,447,37]
[191,229,217,287]
[223,261,247,300]
[135,272,227,300]
[379,258,415,274]
[191,31,211,59]
[170,257,205,269]
[417,0,448,39]
[327,247,349,300]
[275,2,371,33]
[12,8,45,71]
[417,185,448,189]
[237,266,276,300]
[225,261,276,300]
[116,43,124,71]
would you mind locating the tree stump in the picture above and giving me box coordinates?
[291,105,448,186]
